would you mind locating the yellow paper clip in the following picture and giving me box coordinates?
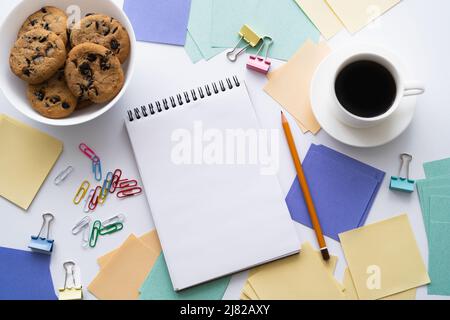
[73,180,90,205]
[58,261,83,300]
[226,24,262,62]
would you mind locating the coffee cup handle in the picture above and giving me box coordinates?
[404,82,425,97]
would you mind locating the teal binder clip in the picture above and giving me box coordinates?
[28,213,55,254]
[390,153,415,193]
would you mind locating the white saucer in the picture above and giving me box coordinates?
[310,47,417,148]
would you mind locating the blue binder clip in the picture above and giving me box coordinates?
[28,213,55,254]
[390,153,415,193]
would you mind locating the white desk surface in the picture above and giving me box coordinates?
[1,0,449,300]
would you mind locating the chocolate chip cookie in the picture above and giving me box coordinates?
[27,69,77,119]
[10,29,67,84]
[18,6,68,45]
[70,14,130,63]
[65,43,124,103]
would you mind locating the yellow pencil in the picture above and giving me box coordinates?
[281,111,329,261]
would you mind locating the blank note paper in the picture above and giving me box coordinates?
[265,41,330,134]
[295,0,343,39]
[123,0,192,46]
[286,144,385,241]
[428,196,450,296]
[0,114,62,210]
[339,214,429,300]
[423,158,450,179]
[0,247,57,300]
[140,254,231,300]
[244,242,345,300]
[97,230,161,269]
[211,0,320,61]
[326,0,400,33]
[88,234,160,300]
[186,0,223,62]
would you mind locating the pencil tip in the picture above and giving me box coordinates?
[281,111,286,122]
[321,248,330,261]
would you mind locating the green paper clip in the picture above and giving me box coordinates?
[99,222,123,236]
[89,220,101,248]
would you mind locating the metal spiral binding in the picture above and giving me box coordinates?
[127,76,240,122]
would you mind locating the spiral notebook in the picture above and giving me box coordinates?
[125,76,300,290]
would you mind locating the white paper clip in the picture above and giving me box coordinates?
[58,261,83,300]
[102,214,126,227]
[54,166,74,185]
[83,189,95,213]
[72,216,91,235]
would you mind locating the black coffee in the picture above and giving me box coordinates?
[335,60,397,118]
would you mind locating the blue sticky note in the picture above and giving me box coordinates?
[428,196,450,296]
[140,254,230,300]
[310,144,385,227]
[123,0,192,46]
[286,145,384,241]
[0,247,57,300]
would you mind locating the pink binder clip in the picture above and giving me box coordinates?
[246,36,273,75]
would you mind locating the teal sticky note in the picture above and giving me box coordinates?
[184,31,204,63]
[428,196,450,296]
[210,0,320,61]
[417,177,450,236]
[424,158,450,178]
[187,0,224,60]
[140,254,231,300]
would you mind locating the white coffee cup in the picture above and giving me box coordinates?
[332,48,425,128]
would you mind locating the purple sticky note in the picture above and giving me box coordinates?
[285,146,384,241]
[0,247,57,300]
[310,144,385,227]
[123,0,192,46]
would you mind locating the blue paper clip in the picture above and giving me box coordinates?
[92,156,102,181]
[28,213,55,254]
[390,153,415,193]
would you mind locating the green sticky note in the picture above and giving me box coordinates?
[184,31,204,63]
[428,196,450,296]
[139,254,231,300]
[417,177,450,236]
[424,158,450,178]
[187,0,224,60]
[210,0,320,61]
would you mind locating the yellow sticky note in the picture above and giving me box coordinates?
[295,0,343,39]
[264,40,331,134]
[88,234,160,300]
[326,0,400,33]
[242,282,259,300]
[97,230,161,268]
[246,242,345,300]
[339,214,429,300]
[0,114,62,210]
[343,267,417,300]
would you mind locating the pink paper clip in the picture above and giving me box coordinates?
[79,143,97,160]
[88,186,101,211]
[117,179,138,189]
[109,169,123,193]
[117,187,143,199]
[246,36,273,75]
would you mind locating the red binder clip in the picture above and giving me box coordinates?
[246,36,273,75]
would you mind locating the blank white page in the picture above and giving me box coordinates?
[125,78,300,290]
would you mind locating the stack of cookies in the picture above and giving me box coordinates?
[9,6,130,119]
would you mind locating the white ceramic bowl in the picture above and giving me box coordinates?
[0,0,136,126]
